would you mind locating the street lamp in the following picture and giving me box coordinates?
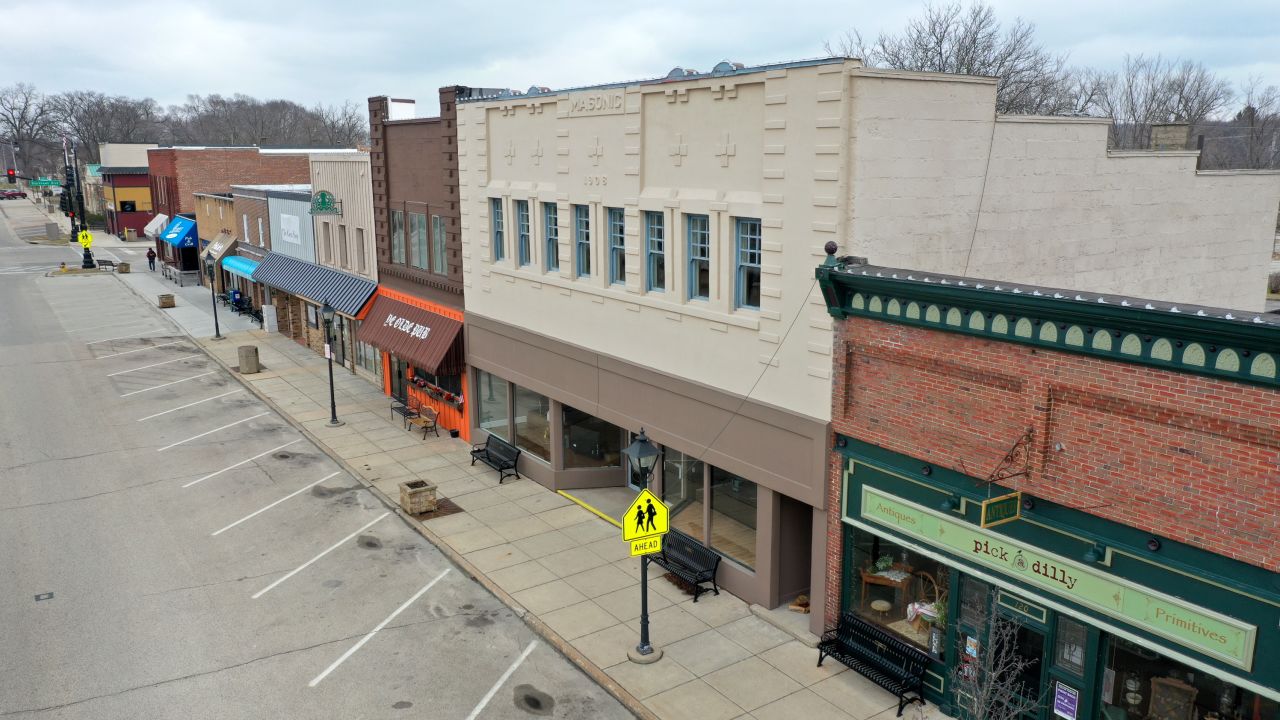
[205,251,222,340]
[622,429,661,659]
[321,300,343,427]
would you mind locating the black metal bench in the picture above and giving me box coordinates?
[390,398,419,428]
[470,434,521,483]
[96,258,116,270]
[818,611,929,717]
[650,528,721,602]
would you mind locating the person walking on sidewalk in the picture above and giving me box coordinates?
[146,248,156,271]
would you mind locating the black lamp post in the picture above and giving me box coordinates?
[321,300,342,427]
[205,251,222,340]
[622,429,661,659]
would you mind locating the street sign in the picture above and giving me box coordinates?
[76,230,92,248]
[622,488,669,542]
[980,491,1021,528]
[30,178,60,187]
[630,535,662,557]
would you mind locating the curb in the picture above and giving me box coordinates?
[108,277,656,720]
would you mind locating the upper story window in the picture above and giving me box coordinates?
[242,214,249,244]
[687,214,710,300]
[390,209,405,264]
[257,217,265,247]
[490,198,505,262]
[644,212,665,292]
[321,222,333,262]
[607,207,625,285]
[735,217,762,309]
[515,200,532,267]
[573,204,591,278]
[543,203,560,272]
[356,227,367,274]
[409,212,427,269]
[338,224,349,268]
[431,215,446,275]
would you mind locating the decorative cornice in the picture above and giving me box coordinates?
[817,264,1280,388]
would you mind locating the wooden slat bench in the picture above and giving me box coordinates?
[818,611,929,717]
[470,434,521,483]
[650,528,721,602]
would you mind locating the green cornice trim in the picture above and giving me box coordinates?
[816,266,1280,388]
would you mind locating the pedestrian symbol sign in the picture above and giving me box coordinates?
[77,230,92,248]
[622,488,669,542]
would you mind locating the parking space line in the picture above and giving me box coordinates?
[107,355,201,376]
[156,412,269,452]
[120,371,216,397]
[83,331,167,344]
[97,340,185,359]
[213,471,343,536]
[307,569,451,687]
[250,511,390,597]
[137,390,244,421]
[464,641,539,720]
[182,439,301,488]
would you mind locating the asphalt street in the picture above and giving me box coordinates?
[0,201,632,719]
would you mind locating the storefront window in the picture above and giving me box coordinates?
[477,370,509,440]
[662,449,704,538]
[848,528,952,659]
[561,404,622,469]
[1055,617,1087,678]
[1102,638,1276,720]
[354,320,380,377]
[709,467,757,570]
[513,385,550,462]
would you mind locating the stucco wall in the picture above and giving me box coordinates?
[310,152,376,279]
[847,70,1280,312]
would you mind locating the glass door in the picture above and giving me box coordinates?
[389,355,408,401]
[330,316,347,367]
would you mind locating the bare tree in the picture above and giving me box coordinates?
[49,91,162,162]
[1095,55,1234,149]
[950,603,1045,720]
[0,83,60,174]
[825,2,1101,116]
[312,101,369,147]
[1234,77,1280,169]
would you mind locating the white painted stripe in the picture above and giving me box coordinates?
[464,641,539,720]
[84,330,168,344]
[182,439,300,488]
[137,390,243,421]
[307,569,451,687]
[120,371,216,397]
[97,340,184,359]
[107,355,201,376]
[250,511,390,596]
[156,412,269,452]
[212,471,342,536]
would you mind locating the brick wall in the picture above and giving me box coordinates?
[232,194,271,249]
[826,316,1280,608]
[193,195,237,240]
[148,148,310,218]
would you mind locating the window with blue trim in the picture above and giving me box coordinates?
[687,214,710,300]
[490,198,505,261]
[515,200,531,266]
[607,207,625,284]
[644,211,665,292]
[735,217,762,309]
[574,204,591,277]
[543,202,559,271]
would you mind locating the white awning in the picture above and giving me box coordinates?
[143,214,169,239]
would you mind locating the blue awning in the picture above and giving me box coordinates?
[158,216,197,248]
[222,256,259,281]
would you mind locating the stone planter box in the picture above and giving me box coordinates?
[399,479,437,515]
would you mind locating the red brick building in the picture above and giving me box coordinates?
[816,256,1278,720]
[147,147,311,219]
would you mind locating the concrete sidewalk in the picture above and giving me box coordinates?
[184,327,947,720]
[107,260,948,720]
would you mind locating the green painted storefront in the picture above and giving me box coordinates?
[836,437,1279,720]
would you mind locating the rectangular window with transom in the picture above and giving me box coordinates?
[390,209,405,264]
[431,214,446,275]
[607,207,625,284]
[543,202,559,272]
[338,224,348,268]
[356,227,367,274]
[515,200,531,266]
[735,217,762,309]
[490,198,505,262]
[409,212,427,269]
[574,204,591,277]
[686,213,710,300]
[644,211,665,292]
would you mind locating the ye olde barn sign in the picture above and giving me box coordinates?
[384,313,431,340]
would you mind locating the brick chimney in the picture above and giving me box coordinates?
[1150,123,1191,150]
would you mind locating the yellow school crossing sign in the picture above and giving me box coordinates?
[77,230,92,248]
[623,489,669,556]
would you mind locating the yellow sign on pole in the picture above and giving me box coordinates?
[77,230,92,248]
[630,535,662,557]
[622,488,669,542]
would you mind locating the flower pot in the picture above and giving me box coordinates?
[448,429,460,439]
[399,479,438,514]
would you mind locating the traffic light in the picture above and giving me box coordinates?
[59,192,70,214]
[5,168,13,184]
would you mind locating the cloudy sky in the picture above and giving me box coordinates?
[5,0,1278,114]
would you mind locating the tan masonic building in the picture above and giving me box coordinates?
[453,58,1280,624]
